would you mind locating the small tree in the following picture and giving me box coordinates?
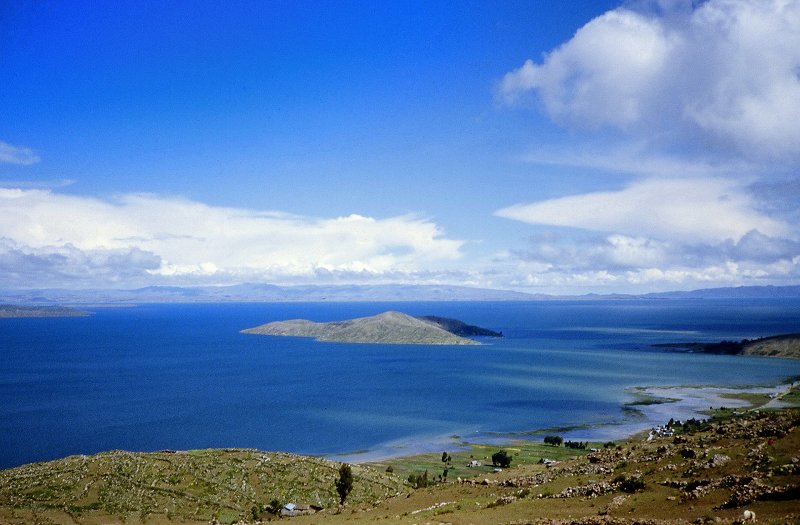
[407,470,430,489]
[336,464,354,504]
[492,449,512,468]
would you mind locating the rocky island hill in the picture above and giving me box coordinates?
[241,311,500,345]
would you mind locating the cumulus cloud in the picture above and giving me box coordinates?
[500,0,800,163]
[0,188,465,288]
[492,0,800,293]
[0,141,40,165]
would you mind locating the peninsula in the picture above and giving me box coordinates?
[0,304,89,318]
[241,311,498,345]
[655,333,800,359]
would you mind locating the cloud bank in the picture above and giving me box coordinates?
[0,188,465,288]
[496,178,787,244]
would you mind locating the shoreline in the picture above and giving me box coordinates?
[335,378,799,465]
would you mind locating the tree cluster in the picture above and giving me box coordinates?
[564,440,588,449]
[407,470,432,489]
[543,435,564,446]
[667,417,712,434]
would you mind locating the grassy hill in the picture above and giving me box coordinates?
[0,449,406,524]
[3,401,799,524]
[742,333,800,359]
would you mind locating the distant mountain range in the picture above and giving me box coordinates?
[0,283,538,305]
[641,285,800,299]
[1,283,799,305]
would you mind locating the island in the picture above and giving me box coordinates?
[654,333,800,359]
[241,310,501,345]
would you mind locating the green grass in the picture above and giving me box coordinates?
[0,449,408,524]
[777,383,800,406]
[371,439,595,482]
[718,391,773,407]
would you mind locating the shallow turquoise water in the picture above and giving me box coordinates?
[1,300,799,468]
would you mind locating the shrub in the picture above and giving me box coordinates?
[613,474,646,493]
[492,450,512,468]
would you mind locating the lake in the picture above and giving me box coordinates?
[1,300,799,469]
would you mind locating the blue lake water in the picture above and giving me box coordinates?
[1,300,799,469]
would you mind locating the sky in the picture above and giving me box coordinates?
[1,0,799,294]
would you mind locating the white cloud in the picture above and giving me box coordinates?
[492,0,800,293]
[0,239,162,288]
[493,175,800,293]
[0,141,40,165]
[0,188,465,288]
[500,0,800,163]
[496,178,786,244]
[519,143,755,180]
[497,251,800,294]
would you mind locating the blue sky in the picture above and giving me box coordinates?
[1,0,799,294]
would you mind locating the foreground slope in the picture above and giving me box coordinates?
[2,408,799,524]
[0,449,406,524]
[241,311,480,345]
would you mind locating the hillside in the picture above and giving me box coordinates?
[742,333,800,359]
[0,449,406,524]
[241,311,482,345]
[2,407,799,524]
[417,315,503,337]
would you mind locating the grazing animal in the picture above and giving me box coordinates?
[743,509,756,522]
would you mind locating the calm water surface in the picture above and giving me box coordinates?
[1,300,799,468]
